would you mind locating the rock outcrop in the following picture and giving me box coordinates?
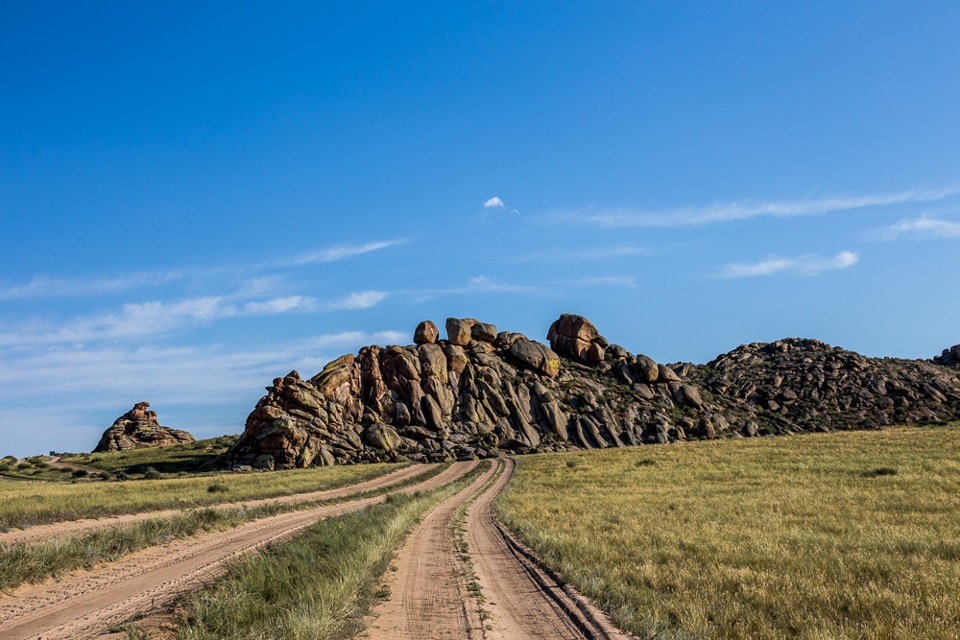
[94,402,195,452]
[688,339,960,435]
[221,315,960,469]
[934,344,960,366]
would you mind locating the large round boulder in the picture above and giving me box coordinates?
[414,320,439,345]
[507,339,560,378]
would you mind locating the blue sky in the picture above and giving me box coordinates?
[1,2,959,456]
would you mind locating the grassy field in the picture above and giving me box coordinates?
[171,462,493,640]
[0,436,238,482]
[497,425,960,639]
[59,436,238,475]
[0,461,400,530]
[0,464,448,591]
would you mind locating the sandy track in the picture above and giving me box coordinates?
[366,459,500,639]
[465,459,633,640]
[367,457,632,640]
[0,460,478,640]
[0,463,432,546]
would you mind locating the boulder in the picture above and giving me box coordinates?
[446,318,473,346]
[471,321,498,343]
[364,423,402,451]
[935,344,960,366]
[547,313,608,365]
[507,339,561,378]
[413,320,439,345]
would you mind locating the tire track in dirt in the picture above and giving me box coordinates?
[465,459,634,640]
[0,463,431,546]
[365,459,501,640]
[0,461,478,640]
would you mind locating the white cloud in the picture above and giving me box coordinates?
[243,295,316,314]
[326,290,387,311]
[876,215,960,240]
[554,276,637,288]
[285,239,404,266]
[0,239,404,302]
[0,293,319,347]
[483,196,505,208]
[0,328,409,455]
[715,251,859,279]
[548,185,960,228]
[512,245,646,262]
[0,270,189,301]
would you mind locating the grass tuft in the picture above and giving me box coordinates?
[864,466,898,477]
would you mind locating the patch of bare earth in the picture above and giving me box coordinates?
[0,461,477,640]
[0,463,432,546]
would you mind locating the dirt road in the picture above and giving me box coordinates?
[366,460,500,639]
[366,458,633,640]
[466,459,632,640]
[0,463,432,546]
[0,461,477,640]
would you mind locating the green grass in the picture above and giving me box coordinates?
[497,425,960,639]
[174,461,492,640]
[0,461,401,530]
[0,464,448,591]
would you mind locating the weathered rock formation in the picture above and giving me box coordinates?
[934,344,960,366]
[222,315,960,469]
[687,339,960,435]
[94,402,195,452]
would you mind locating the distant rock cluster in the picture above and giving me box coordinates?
[220,314,960,470]
[93,402,195,452]
[934,344,960,366]
[689,338,960,434]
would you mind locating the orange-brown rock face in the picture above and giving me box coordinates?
[93,402,195,452]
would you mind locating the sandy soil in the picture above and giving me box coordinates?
[366,458,634,640]
[0,462,432,546]
[0,461,477,640]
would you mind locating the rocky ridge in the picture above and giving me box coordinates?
[935,344,960,366]
[222,315,960,469]
[93,402,195,452]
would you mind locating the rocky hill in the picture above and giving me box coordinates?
[93,402,195,452]
[221,315,960,470]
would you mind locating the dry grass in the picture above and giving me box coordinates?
[497,425,960,639]
[174,462,492,640]
[0,464,447,591]
[0,462,400,530]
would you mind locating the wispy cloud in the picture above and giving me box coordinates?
[0,327,409,454]
[326,290,387,311]
[548,185,960,228]
[0,293,320,347]
[0,271,189,301]
[484,196,505,208]
[511,245,646,262]
[875,215,960,240]
[554,276,637,288]
[283,239,404,266]
[0,239,405,301]
[715,251,859,279]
